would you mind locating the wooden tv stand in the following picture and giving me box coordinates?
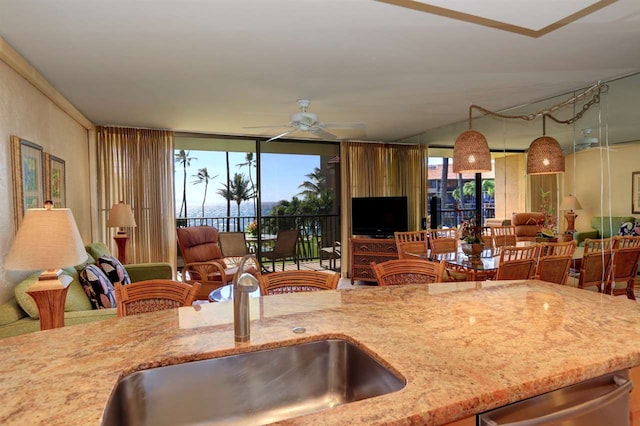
[350,237,398,284]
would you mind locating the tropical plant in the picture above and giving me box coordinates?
[192,167,217,219]
[237,152,257,214]
[217,173,255,231]
[175,150,197,218]
[460,217,483,244]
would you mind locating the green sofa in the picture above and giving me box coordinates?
[574,216,636,246]
[0,242,173,339]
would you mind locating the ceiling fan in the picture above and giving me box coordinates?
[562,128,599,154]
[244,99,365,142]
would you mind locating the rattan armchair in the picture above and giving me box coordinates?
[114,279,201,317]
[258,270,339,295]
[371,258,445,286]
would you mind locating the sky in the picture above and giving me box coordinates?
[174,151,320,206]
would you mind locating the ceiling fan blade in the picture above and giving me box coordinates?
[266,130,295,142]
[322,122,366,130]
[310,127,338,139]
[242,124,291,129]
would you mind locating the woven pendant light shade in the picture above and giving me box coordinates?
[526,135,565,174]
[453,130,491,173]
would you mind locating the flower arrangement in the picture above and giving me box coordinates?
[538,189,557,238]
[245,220,258,236]
[460,217,483,244]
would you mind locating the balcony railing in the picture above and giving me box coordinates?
[177,213,341,262]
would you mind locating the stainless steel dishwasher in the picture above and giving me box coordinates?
[477,370,633,426]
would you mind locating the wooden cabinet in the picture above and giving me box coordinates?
[350,237,398,283]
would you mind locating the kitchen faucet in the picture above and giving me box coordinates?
[233,255,259,342]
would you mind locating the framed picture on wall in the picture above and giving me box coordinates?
[11,136,44,229]
[45,153,66,207]
[633,172,640,214]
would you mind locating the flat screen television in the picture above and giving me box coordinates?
[351,196,408,238]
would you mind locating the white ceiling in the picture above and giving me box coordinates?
[1,0,639,149]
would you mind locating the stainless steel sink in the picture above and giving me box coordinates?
[102,338,406,426]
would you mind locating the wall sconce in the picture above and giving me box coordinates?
[453,107,491,174]
[526,114,565,175]
[5,208,87,329]
[106,201,137,264]
[559,194,582,235]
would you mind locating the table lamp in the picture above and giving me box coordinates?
[106,201,137,264]
[560,195,582,235]
[5,208,87,329]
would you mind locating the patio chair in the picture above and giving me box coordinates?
[319,240,341,270]
[261,229,300,271]
[114,279,200,317]
[218,232,250,265]
[371,258,445,286]
[258,270,339,295]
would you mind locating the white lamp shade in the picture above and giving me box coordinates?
[106,202,137,228]
[560,195,583,211]
[5,208,87,271]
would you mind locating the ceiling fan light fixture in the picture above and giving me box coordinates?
[526,135,565,174]
[453,129,491,173]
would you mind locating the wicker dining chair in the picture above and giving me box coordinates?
[495,244,540,280]
[490,225,517,249]
[371,258,445,286]
[540,240,577,257]
[613,235,640,250]
[394,230,429,259]
[577,250,613,293]
[535,254,573,285]
[114,279,201,317]
[605,246,640,299]
[583,237,614,255]
[258,270,339,295]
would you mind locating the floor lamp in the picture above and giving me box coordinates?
[106,201,137,263]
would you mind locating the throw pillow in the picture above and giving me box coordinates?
[0,298,27,325]
[618,222,640,236]
[97,255,131,286]
[79,264,117,309]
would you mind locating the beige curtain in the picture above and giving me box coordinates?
[97,127,176,271]
[340,141,428,276]
[528,174,559,225]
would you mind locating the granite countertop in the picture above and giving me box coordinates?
[1,280,639,425]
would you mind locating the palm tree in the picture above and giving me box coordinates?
[297,167,326,198]
[217,173,254,231]
[192,167,217,219]
[237,152,257,214]
[175,150,197,218]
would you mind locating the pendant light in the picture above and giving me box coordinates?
[453,106,491,174]
[526,114,565,175]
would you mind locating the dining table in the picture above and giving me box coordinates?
[408,242,584,281]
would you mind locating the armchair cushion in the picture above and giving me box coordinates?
[512,212,545,240]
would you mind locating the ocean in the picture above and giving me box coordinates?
[178,201,278,220]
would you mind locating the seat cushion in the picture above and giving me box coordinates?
[177,226,223,262]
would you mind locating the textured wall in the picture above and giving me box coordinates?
[0,59,92,303]
[565,143,640,231]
